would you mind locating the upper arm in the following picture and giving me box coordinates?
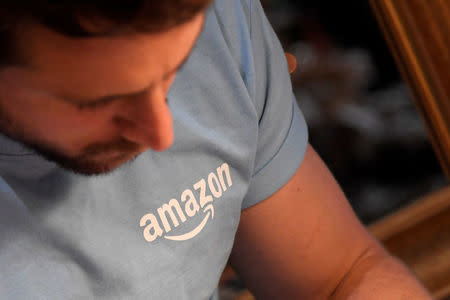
[230,144,380,299]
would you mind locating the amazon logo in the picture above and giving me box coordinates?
[139,163,232,242]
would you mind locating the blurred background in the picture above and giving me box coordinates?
[220,0,448,299]
[261,0,447,224]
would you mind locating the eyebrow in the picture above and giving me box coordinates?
[68,52,192,109]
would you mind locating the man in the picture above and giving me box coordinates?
[0,0,431,299]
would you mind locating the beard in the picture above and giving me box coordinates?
[30,138,143,176]
[0,109,143,176]
[2,131,142,176]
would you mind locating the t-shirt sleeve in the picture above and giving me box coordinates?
[241,0,309,209]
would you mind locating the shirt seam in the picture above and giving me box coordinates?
[251,100,295,177]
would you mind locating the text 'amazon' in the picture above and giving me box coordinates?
[139,163,232,242]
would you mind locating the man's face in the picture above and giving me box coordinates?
[0,13,205,175]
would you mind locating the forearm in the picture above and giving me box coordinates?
[329,246,432,299]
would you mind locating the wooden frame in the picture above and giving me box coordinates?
[370,0,450,178]
[370,1,450,298]
[369,186,450,299]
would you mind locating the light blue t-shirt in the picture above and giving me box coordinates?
[0,0,308,299]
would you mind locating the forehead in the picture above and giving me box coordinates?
[14,13,205,99]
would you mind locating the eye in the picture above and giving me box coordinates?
[74,96,118,111]
[75,102,106,111]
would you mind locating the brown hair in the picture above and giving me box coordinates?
[0,0,212,64]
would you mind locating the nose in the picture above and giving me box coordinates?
[114,87,174,151]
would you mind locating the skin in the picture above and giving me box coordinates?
[0,13,205,175]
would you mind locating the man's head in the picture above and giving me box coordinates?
[0,1,210,175]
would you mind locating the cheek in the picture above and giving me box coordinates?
[55,110,115,142]
[25,101,117,151]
